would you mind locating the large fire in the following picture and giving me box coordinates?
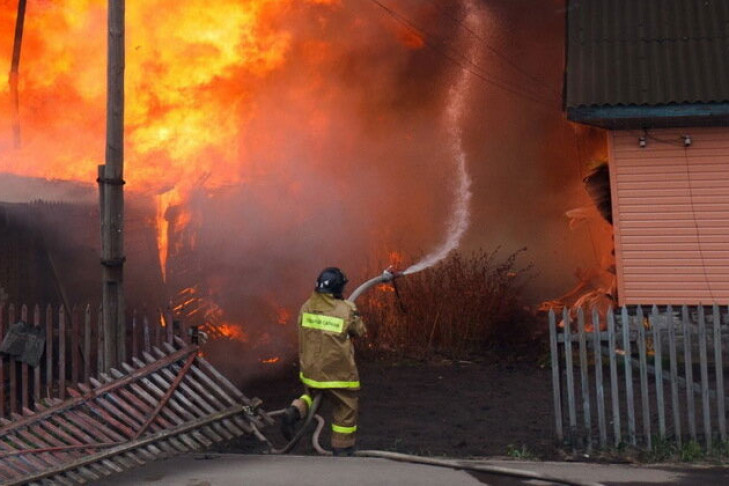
[0,2,592,362]
[0,0,488,349]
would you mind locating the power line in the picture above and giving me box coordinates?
[363,0,561,109]
[423,0,563,100]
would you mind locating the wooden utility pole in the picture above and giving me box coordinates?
[99,0,126,371]
[10,0,27,148]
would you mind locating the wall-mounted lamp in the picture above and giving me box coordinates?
[683,134,692,147]
[638,136,647,148]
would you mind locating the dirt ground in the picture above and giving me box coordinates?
[215,357,560,459]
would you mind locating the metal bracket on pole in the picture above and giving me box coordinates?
[100,257,127,267]
[96,177,126,186]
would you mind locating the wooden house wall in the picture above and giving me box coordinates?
[609,127,729,305]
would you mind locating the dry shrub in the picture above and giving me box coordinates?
[356,248,540,361]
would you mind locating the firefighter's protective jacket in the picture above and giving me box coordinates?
[298,291,366,390]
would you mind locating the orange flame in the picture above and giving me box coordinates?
[394,27,425,50]
[0,1,442,337]
[276,307,291,325]
[389,251,404,268]
[218,323,248,342]
[260,356,280,364]
[0,0,345,284]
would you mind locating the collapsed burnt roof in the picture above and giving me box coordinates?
[565,0,729,128]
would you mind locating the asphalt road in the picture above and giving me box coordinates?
[93,453,729,486]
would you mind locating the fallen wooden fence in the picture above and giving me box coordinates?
[0,338,272,485]
[0,302,185,418]
[549,304,728,452]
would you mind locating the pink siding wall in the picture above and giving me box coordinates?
[609,127,729,305]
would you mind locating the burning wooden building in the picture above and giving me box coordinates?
[0,174,165,311]
[564,0,729,306]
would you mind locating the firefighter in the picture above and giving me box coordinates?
[281,267,366,456]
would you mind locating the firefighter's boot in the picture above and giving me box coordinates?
[280,406,301,441]
[332,446,355,457]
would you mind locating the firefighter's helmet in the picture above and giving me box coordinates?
[315,267,348,296]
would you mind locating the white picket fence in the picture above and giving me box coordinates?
[548,304,729,452]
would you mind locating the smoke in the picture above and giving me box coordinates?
[0,1,606,378]
[403,0,477,276]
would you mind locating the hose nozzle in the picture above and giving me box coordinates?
[348,266,404,302]
[380,266,403,283]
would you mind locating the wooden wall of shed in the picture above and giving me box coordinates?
[0,205,60,305]
[0,200,165,311]
[609,127,729,305]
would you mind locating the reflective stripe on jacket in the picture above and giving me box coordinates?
[298,292,366,389]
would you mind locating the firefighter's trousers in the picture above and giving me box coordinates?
[292,387,359,449]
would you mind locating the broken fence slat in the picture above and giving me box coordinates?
[89,377,171,432]
[111,366,192,451]
[77,384,144,437]
[143,366,225,444]
[2,422,66,471]
[155,356,241,439]
[0,342,266,485]
[133,352,196,439]
[0,346,196,434]
[122,360,206,450]
[66,387,136,439]
[135,375,217,447]
[7,404,249,486]
[104,371,179,431]
[172,337,251,404]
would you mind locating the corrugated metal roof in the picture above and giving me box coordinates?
[565,0,729,109]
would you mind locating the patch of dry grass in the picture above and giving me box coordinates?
[356,248,541,361]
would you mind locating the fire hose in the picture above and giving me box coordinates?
[347,267,402,302]
[260,398,602,486]
[255,269,604,486]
